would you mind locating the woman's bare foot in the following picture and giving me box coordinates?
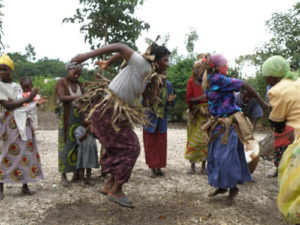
[201,161,207,175]
[226,187,239,205]
[188,163,196,174]
[60,173,71,187]
[267,168,278,178]
[208,188,228,197]
[100,176,114,194]
[200,168,207,175]
[71,172,80,182]
[149,169,157,178]
[22,184,35,196]
[108,180,125,199]
[155,168,164,176]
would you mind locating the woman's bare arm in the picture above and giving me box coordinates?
[56,85,78,103]
[95,53,123,70]
[0,88,39,110]
[72,43,134,64]
[242,82,270,111]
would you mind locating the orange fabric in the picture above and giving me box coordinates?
[186,78,207,109]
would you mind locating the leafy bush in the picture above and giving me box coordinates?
[167,57,195,121]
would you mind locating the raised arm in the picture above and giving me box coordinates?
[72,43,134,64]
[95,53,123,70]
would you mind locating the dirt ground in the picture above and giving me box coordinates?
[0,111,287,225]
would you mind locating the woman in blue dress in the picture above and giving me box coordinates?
[201,54,269,205]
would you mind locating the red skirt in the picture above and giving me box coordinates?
[143,130,167,169]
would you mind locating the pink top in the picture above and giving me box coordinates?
[22,92,39,107]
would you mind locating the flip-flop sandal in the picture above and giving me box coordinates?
[106,195,135,208]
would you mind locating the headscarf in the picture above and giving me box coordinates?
[0,54,14,71]
[201,54,227,90]
[65,61,83,71]
[262,55,299,80]
[209,54,227,67]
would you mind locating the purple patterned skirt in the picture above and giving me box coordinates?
[91,107,140,184]
[0,111,44,184]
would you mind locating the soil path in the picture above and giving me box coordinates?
[0,112,286,225]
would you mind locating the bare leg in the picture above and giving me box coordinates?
[79,169,86,187]
[268,167,278,178]
[22,183,34,195]
[149,169,156,178]
[86,169,95,185]
[60,173,71,187]
[0,183,4,200]
[71,170,80,182]
[108,179,125,199]
[100,175,115,194]
[188,162,196,174]
[201,161,207,175]
[156,168,164,176]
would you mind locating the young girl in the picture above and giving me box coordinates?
[185,56,209,174]
[71,42,170,208]
[0,54,44,200]
[262,55,300,224]
[75,116,99,186]
[201,54,268,205]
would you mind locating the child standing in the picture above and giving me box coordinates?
[0,54,44,200]
[75,118,99,186]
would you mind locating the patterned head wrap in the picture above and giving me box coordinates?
[65,61,83,71]
[0,54,14,71]
[262,55,298,80]
[198,54,228,91]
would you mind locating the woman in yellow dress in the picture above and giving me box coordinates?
[185,57,209,174]
[262,55,300,224]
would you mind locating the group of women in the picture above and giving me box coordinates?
[0,42,299,223]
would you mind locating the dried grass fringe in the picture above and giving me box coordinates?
[75,72,163,132]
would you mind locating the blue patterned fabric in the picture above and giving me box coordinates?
[206,73,242,118]
[143,80,175,134]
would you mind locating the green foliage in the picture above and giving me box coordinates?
[247,72,267,100]
[25,44,36,61]
[8,52,66,80]
[185,28,199,55]
[63,0,149,50]
[167,57,195,121]
[33,76,57,97]
[32,76,57,111]
[236,2,300,70]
